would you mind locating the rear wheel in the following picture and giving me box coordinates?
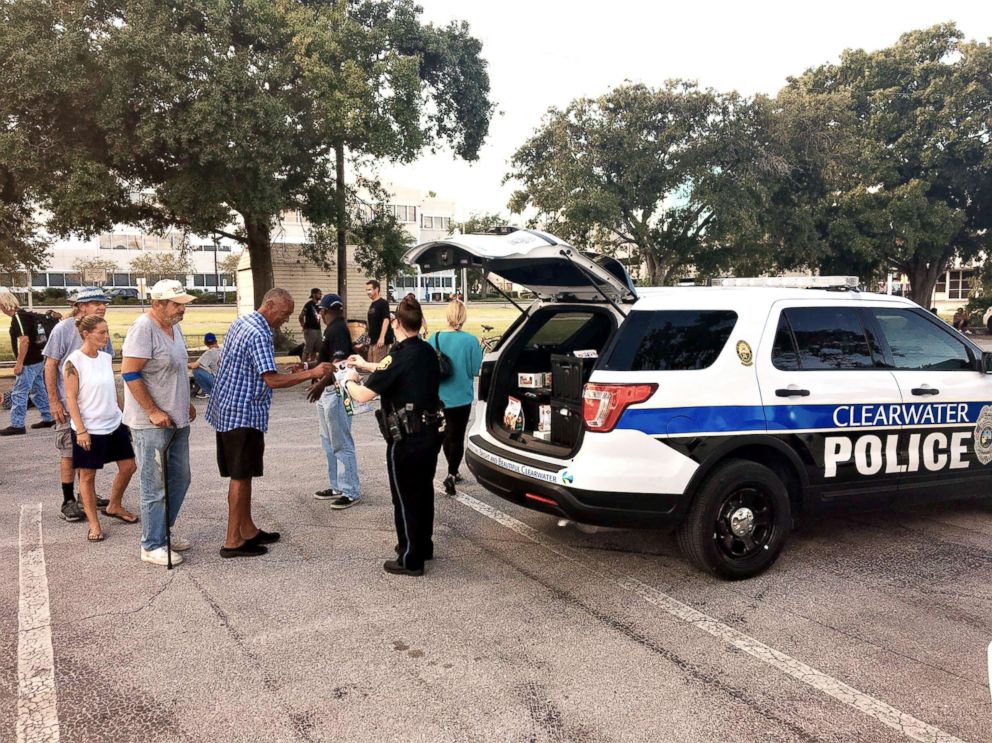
[676,459,791,580]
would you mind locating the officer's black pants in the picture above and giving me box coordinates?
[386,430,441,570]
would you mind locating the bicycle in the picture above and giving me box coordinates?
[479,324,502,353]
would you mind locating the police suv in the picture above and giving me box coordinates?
[406,229,992,580]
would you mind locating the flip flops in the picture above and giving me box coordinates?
[87,532,105,542]
[103,510,139,524]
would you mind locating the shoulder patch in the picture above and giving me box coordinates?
[377,355,393,370]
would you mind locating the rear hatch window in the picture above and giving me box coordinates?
[602,310,738,371]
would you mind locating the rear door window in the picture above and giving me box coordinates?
[781,307,875,370]
[603,310,737,371]
[872,309,973,370]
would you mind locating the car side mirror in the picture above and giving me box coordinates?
[982,352,992,374]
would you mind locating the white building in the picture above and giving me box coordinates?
[234,185,460,316]
[3,184,460,304]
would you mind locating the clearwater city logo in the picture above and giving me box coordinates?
[974,405,992,466]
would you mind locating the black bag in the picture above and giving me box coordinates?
[433,333,454,379]
[17,310,59,349]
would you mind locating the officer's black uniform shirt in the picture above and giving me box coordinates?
[364,336,441,412]
[318,316,352,363]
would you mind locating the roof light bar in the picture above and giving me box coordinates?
[708,276,860,289]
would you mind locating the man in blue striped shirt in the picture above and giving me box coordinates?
[206,288,332,558]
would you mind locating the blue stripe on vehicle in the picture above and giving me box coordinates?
[616,402,990,436]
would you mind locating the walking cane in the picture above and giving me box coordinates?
[163,426,178,570]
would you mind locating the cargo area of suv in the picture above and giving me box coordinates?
[486,305,619,456]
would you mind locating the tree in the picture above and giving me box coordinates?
[457,212,508,234]
[130,253,192,284]
[0,0,494,309]
[772,24,992,304]
[506,82,783,285]
[0,168,48,275]
[218,252,242,279]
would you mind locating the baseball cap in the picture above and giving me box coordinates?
[149,279,195,303]
[319,293,344,310]
[72,287,111,304]
[204,332,217,344]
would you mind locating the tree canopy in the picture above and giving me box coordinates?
[771,24,992,303]
[506,82,784,285]
[506,25,991,303]
[0,0,493,306]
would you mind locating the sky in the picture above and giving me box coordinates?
[378,0,992,220]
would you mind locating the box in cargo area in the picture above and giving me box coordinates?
[551,354,595,402]
[550,399,583,446]
[517,372,549,388]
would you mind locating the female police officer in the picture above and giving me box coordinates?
[345,295,443,576]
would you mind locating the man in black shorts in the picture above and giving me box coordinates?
[205,288,331,557]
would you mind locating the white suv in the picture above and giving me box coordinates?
[407,230,992,579]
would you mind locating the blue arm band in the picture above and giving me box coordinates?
[122,371,143,382]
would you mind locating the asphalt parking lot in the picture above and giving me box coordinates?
[3,387,992,742]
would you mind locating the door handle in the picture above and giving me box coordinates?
[775,388,810,398]
[911,387,939,396]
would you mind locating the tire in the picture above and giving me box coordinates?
[676,459,791,580]
[986,318,992,333]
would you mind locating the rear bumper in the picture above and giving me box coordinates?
[465,445,684,530]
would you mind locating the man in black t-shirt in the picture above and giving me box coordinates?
[307,293,361,508]
[365,279,393,364]
[298,287,322,363]
[1,289,54,435]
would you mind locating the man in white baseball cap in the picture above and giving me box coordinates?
[149,279,195,303]
[121,279,197,566]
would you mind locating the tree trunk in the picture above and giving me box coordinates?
[903,251,951,308]
[244,213,274,311]
[643,251,660,286]
[335,141,347,303]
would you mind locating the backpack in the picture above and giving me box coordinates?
[15,310,59,349]
[433,333,454,380]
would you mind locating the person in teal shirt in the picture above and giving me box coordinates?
[430,300,483,495]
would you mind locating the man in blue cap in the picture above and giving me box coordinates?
[42,287,114,521]
[188,332,221,398]
[307,292,361,508]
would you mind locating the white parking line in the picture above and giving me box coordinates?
[17,504,60,743]
[446,486,967,743]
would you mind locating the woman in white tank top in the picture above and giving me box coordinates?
[63,315,138,542]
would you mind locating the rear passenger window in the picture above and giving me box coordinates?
[783,307,875,370]
[603,310,737,371]
[771,314,800,370]
[872,309,972,370]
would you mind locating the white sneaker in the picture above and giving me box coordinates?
[169,533,190,551]
[140,546,184,566]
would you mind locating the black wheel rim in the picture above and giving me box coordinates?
[713,486,775,560]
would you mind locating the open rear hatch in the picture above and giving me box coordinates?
[404,228,637,456]
[403,228,637,303]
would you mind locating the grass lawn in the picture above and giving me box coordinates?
[0,302,523,361]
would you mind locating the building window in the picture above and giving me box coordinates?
[32,274,47,288]
[421,215,451,230]
[947,269,974,301]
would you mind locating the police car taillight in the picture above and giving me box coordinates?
[582,383,657,433]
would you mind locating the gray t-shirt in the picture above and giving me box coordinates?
[122,313,190,429]
[42,316,114,406]
[198,346,221,376]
